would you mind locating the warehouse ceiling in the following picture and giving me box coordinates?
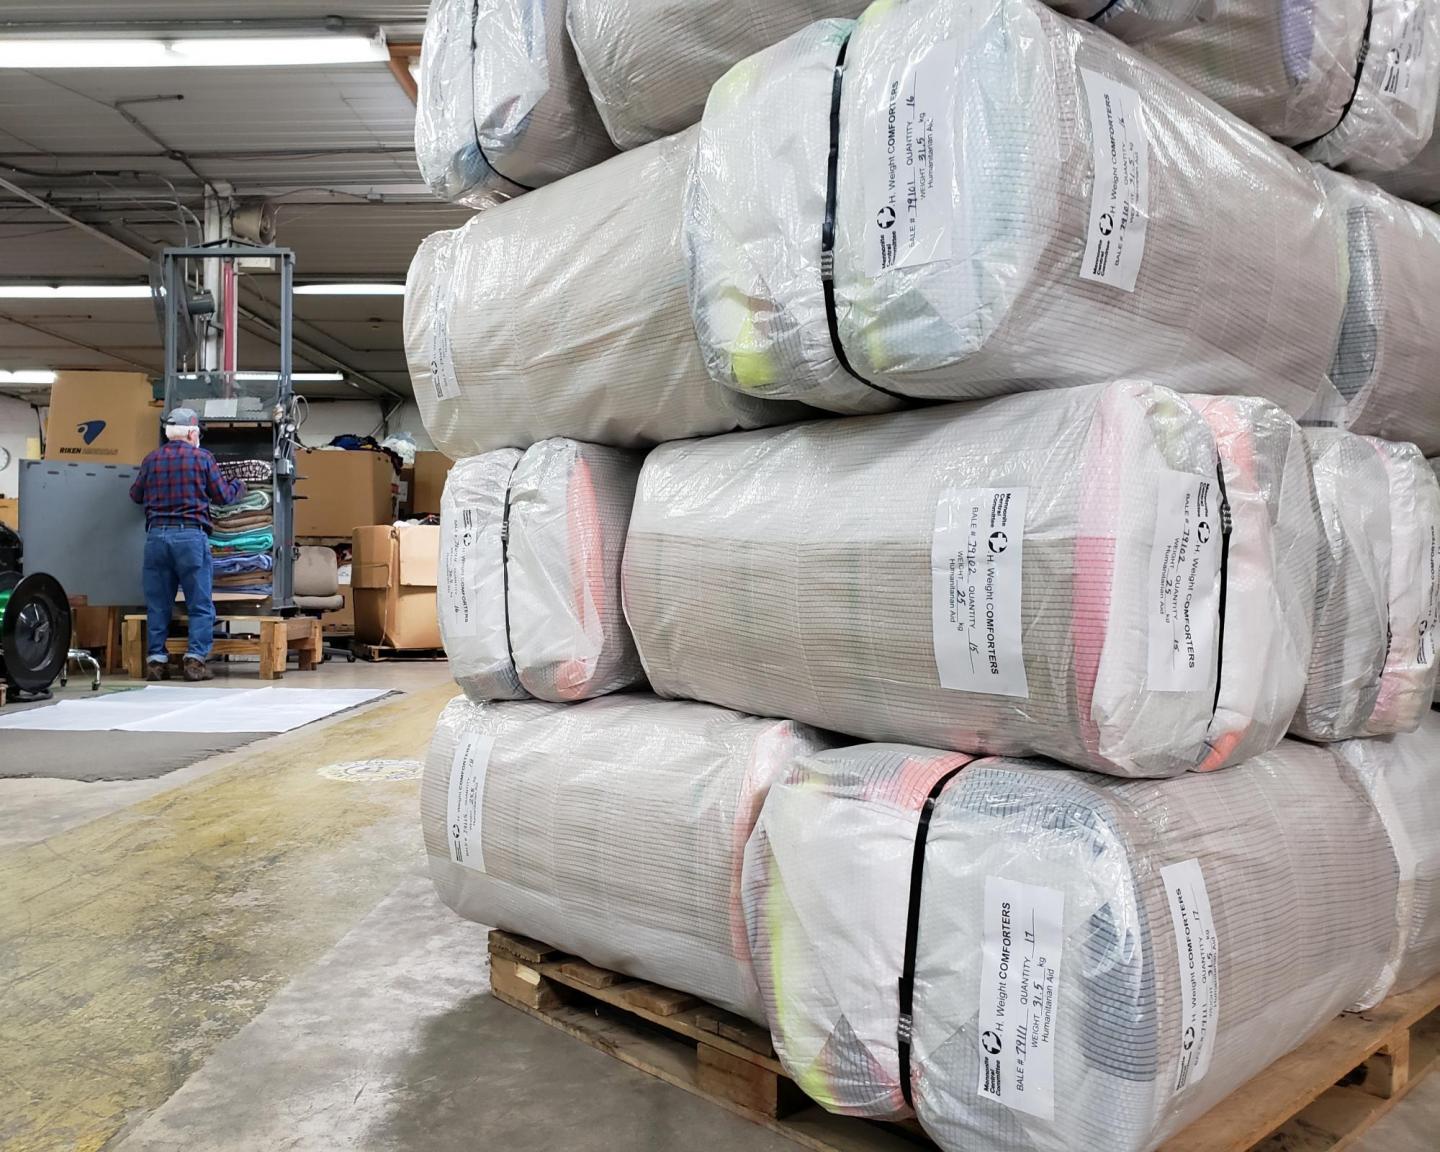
[0,1,469,405]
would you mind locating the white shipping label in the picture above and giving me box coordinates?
[1161,859,1219,1093]
[1079,69,1149,293]
[1147,470,1222,692]
[863,40,958,277]
[430,289,460,402]
[976,876,1064,1120]
[932,486,1029,698]
[1419,522,1438,667]
[441,504,484,638]
[446,732,495,871]
[1379,3,1429,111]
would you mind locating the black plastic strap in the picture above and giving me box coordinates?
[499,458,521,673]
[821,34,915,405]
[467,0,535,195]
[1211,459,1232,718]
[897,764,968,1110]
[1294,0,1375,151]
[1085,0,1127,21]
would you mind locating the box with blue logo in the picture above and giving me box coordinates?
[44,372,161,466]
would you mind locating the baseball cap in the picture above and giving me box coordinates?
[166,407,200,427]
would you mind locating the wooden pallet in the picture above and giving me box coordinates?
[122,614,322,680]
[353,643,446,663]
[487,931,1440,1152]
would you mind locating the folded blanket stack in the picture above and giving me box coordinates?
[438,438,645,703]
[212,458,275,598]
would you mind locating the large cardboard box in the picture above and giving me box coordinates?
[324,562,354,635]
[45,372,160,465]
[351,524,440,649]
[0,498,16,530]
[409,451,453,517]
[294,449,394,538]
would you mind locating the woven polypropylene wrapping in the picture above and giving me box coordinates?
[1365,439,1440,733]
[1376,128,1440,205]
[438,439,645,703]
[743,741,1397,1152]
[682,0,1341,418]
[405,131,808,457]
[414,0,615,208]
[1291,429,1392,741]
[624,380,1315,778]
[1141,0,1440,176]
[1311,170,1440,455]
[1337,712,1440,1009]
[1184,396,1324,765]
[421,693,834,1022]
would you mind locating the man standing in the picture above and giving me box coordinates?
[128,408,245,682]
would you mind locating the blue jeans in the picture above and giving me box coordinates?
[143,524,214,663]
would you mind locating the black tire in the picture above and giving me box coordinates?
[1,573,72,693]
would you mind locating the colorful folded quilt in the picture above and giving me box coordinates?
[218,458,272,484]
[212,553,274,577]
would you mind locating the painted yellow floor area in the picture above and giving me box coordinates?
[0,683,457,1152]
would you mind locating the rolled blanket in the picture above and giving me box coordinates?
[624,381,1318,777]
[421,693,834,1022]
[1336,713,1440,1009]
[217,458,272,485]
[211,489,273,518]
[439,439,645,703]
[682,0,1342,416]
[1309,170,1440,455]
[1140,0,1440,177]
[743,740,1397,1151]
[414,0,615,208]
[1291,429,1392,741]
[213,553,275,577]
[1364,439,1440,734]
[405,130,808,456]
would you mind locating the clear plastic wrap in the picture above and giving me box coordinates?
[743,740,1398,1151]
[414,0,616,208]
[438,440,645,704]
[1376,128,1440,205]
[421,693,835,1021]
[682,0,1342,416]
[1337,712,1440,1008]
[1365,438,1440,733]
[1140,0,1440,176]
[1311,170,1440,455]
[1291,428,1392,741]
[623,381,1319,778]
[405,131,808,457]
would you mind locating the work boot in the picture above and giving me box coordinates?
[183,657,214,683]
[145,662,169,682]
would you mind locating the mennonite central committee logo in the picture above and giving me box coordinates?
[876,205,896,229]
[1197,521,1211,544]
[1098,212,1114,236]
[981,1030,1002,1055]
[77,419,106,445]
[989,531,1009,555]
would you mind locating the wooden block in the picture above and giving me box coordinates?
[259,618,285,680]
[557,959,630,990]
[695,1043,805,1120]
[488,929,563,965]
[619,982,699,1018]
[490,956,564,1012]
[122,615,146,680]
[1361,1032,1410,1100]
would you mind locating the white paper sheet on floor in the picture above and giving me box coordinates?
[0,686,390,733]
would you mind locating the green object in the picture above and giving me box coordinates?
[0,587,11,620]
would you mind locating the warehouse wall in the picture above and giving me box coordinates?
[0,395,41,498]
[300,398,436,453]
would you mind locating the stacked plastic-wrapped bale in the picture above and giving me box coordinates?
[566,0,1209,151]
[682,0,1344,417]
[404,131,811,457]
[1377,129,1440,205]
[414,0,615,208]
[1336,713,1440,1009]
[743,740,1398,1151]
[1139,0,1440,178]
[623,382,1323,777]
[437,438,645,703]
[1310,169,1440,455]
[210,458,275,598]
[422,693,835,1020]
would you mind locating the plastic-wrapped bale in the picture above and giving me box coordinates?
[681,0,1342,417]
[567,0,1209,153]
[1376,128,1440,206]
[414,0,615,208]
[421,693,834,1021]
[1291,429,1393,741]
[1365,439,1440,734]
[624,380,1316,777]
[1336,712,1440,1008]
[1435,455,1440,705]
[437,439,645,703]
[1311,170,1440,455]
[743,740,1398,1150]
[1139,0,1440,177]
[404,130,807,457]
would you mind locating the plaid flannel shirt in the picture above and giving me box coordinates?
[129,441,245,533]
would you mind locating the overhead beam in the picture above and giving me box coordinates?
[388,42,420,105]
[0,311,154,371]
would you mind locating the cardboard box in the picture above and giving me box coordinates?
[323,585,355,636]
[351,524,440,649]
[72,605,113,649]
[294,449,395,538]
[0,498,16,530]
[45,372,160,465]
[410,451,453,517]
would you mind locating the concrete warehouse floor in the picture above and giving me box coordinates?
[0,662,1436,1152]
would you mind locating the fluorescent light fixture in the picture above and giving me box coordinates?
[0,285,150,299]
[234,372,345,383]
[0,35,389,70]
[294,283,406,297]
[0,370,57,385]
